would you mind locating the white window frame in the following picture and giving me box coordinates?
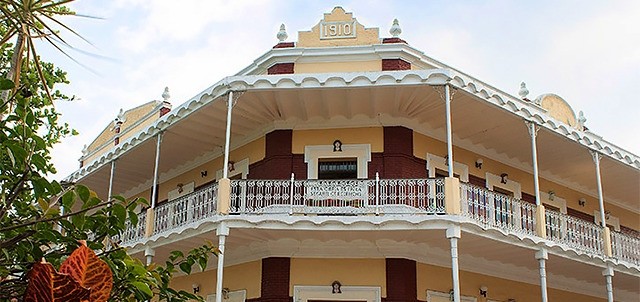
[426,153,469,182]
[426,290,476,302]
[167,181,195,201]
[594,210,621,231]
[216,158,250,180]
[294,285,381,302]
[540,190,567,214]
[485,172,521,199]
[305,144,371,179]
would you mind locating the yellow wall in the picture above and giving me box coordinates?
[295,60,380,74]
[156,137,265,201]
[170,261,262,299]
[417,263,604,302]
[290,258,386,297]
[412,132,639,230]
[292,127,383,154]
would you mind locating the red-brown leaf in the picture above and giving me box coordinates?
[60,242,113,302]
[23,260,91,302]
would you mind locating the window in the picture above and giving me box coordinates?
[318,158,358,179]
[305,144,371,179]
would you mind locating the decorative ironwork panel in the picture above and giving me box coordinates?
[153,183,218,235]
[120,210,146,246]
[460,183,536,236]
[545,209,604,255]
[611,231,640,265]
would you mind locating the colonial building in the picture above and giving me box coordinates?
[67,7,639,302]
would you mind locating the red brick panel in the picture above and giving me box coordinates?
[385,258,417,302]
[261,257,291,302]
[382,127,426,178]
[382,59,411,71]
[273,42,295,49]
[382,38,407,44]
[249,130,295,179]
[268,63,295,75]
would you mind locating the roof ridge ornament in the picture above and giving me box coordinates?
[162,86,171,101]
[518,82,529,99]
[578,110,587,131]
[277,23,288,42]
[390,18,402,37]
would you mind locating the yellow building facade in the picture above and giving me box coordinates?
[67,7,639,302]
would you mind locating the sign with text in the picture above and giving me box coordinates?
[319,21,356,39]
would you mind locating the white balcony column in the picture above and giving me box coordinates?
[215,222,229,302]
[107,160,116,201]
[526,121,541,206]
[590,151,606,227]
[603,266,614,302]
[144,246,155,266]
[444,84,454,176]
[151,133,163,208]
[223,91,234,179]
[535,249,548,302]
[446,226,461,302]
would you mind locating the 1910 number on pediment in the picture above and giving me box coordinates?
[320,21,356,39]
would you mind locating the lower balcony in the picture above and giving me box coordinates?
[119,177,640,268]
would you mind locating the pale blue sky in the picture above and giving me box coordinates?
[41,1,640,178]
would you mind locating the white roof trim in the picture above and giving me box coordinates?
[67,64,639,182]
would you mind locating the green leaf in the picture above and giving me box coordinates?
[81,196,101,210]
[76,184,90,202]
[61,190,75,209]
[169,250,184,261]
[179,261,192,275]
[131,281,153,298]
[112,203,126,223]
[0,78,14,90]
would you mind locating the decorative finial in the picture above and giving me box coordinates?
[518,82,529,99]
[277,23,288,42]
[81,144,88,156]
[162,87,170,101]
[578,110,587,130]
[390,18,402,37]
[114,108,126,124]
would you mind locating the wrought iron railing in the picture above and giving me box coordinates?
[611,230,640,265]
[460,183,537,236]
[120,209,146,246]
[153,183,218,235]
[118,177,640,268]
[545,209,604,255]
[229,176,445,215]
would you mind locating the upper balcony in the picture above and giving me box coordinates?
[119,176,639,270]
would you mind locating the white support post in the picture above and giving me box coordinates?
[144,246,155,266]
[215,223,229,302]
[223,91,234,179]
[446,226,461,302]
[444,84,454,177]
[151,133,162,208]
[591,151,607,227]
[535,249,548,302]
[375,172,380,215]
[289,173,295,215]
[603,266,614,302]
[108,160,116,201]
[527,121,541,206]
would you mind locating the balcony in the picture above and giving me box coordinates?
[120,177,640,267]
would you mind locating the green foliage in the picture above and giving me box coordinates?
[0,2,219,301]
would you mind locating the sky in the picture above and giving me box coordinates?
[41,0,640,179]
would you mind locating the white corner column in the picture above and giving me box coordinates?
[144,246,155,266]
[444,84,454,176]
[150,133,163,208]
[107,160,116,200]
[526,121,541,206]
[446,226,461,302]
[215,222,229,302]
[590,151,607,227]
[223,91,234,179]
[535,249,548,302]
[603,266,614,302]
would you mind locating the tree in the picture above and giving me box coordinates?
[0,1,218,301]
